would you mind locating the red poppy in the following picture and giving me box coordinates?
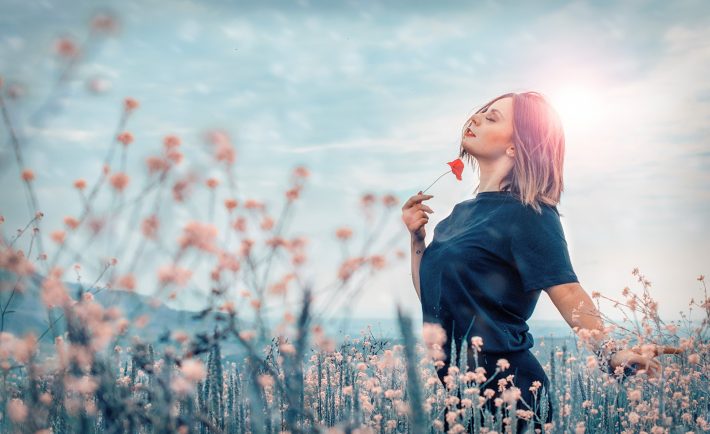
[420,158,465,194]
[447,158,464,181]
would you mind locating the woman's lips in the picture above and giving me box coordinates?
[465,129,476,137]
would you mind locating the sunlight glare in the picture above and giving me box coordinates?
[547,85,606,135]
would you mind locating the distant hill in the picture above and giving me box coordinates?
[1,270,578,365]
[0,270,251,361]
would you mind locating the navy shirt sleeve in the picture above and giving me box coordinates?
[510,204,579,293]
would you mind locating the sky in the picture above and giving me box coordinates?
[0,0,709,328]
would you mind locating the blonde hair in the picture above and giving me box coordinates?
[458,91,567,215]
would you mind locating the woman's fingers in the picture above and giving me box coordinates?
[632,344,684,357]
[402,193,434,211]
[629,355,661,377]
[616,350,663,378]
[657,346,684,355]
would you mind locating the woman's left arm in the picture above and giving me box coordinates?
[545,282,683,378]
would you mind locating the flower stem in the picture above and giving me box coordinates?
[421,170,450,194]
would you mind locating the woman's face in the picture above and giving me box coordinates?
[461,96,515,160]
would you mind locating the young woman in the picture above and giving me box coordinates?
[401,92,682,433]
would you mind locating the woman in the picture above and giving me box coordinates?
[401,92,682,433]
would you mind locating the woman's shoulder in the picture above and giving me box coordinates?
[506,193,559,213]
[510,199,562,230]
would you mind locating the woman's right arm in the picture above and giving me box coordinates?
[401,192,435,303]
[410,235,427,302]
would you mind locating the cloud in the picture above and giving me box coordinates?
[24,126,103,147]
[178,20,201,43]
[83,62,121,80]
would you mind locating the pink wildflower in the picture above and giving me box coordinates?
[51,230,66,244]
[166,149,183,164]
[157,265,192,287]
[163,135,180,149]
[116,274,136,291]
[181,358,207,382]
[74,178,87,190]
[257,374,274,388]
[337,257,366,281]
[361,193,376,207]
[293,166,309,178]
[335,227,353,241]
[91,12,120,34]
[529,380,542,393]
[123,97,139,112]
[239,330,256,341]
[471,336,484,352]
[172,175,196,202]
[54,37,78,58]
[7,398,28,422]
[11,333,37,364]
[502,386,521,404]
[422,322,447,360]
[206,130,236,164]
[285,186,301,201]
[240,238,254,256]
[21,169,34,182]
[64,216,80,230]
[146,156,170,174]
[382,194,398,208]
[217,251,240,273]
[116,131,133,146]
[206,178,219,189]
[269,275,291,294]
[109,172,129,192]
[178,221,218,252]
[0,246,35,276]
[141,215,159,239]
[369,255,386,270]
[628,411,640,424]
[224,198,238,211]
[232,216,247,232]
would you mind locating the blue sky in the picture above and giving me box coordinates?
[1,0,708,325]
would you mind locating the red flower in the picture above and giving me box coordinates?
[447,158,464,181]
[420,158,465,194]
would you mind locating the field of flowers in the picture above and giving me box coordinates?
[1,11,709,434]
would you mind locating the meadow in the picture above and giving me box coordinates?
[1,11,709,434]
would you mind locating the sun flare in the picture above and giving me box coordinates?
[547,84,606,134]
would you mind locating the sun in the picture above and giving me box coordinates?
[547,85,605,134]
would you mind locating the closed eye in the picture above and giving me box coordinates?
[486,117,495,122]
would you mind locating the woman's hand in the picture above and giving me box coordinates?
[610,345,684,378]
[401,191,434,242]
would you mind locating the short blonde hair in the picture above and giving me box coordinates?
[459,91,568,214]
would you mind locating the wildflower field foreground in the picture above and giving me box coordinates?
[1,11,709,433]
[0,270,708,434]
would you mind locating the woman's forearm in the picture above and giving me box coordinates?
[554,285,609,348]
[410,235,426,303]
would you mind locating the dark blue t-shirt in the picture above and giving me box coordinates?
[419,190,578,359]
